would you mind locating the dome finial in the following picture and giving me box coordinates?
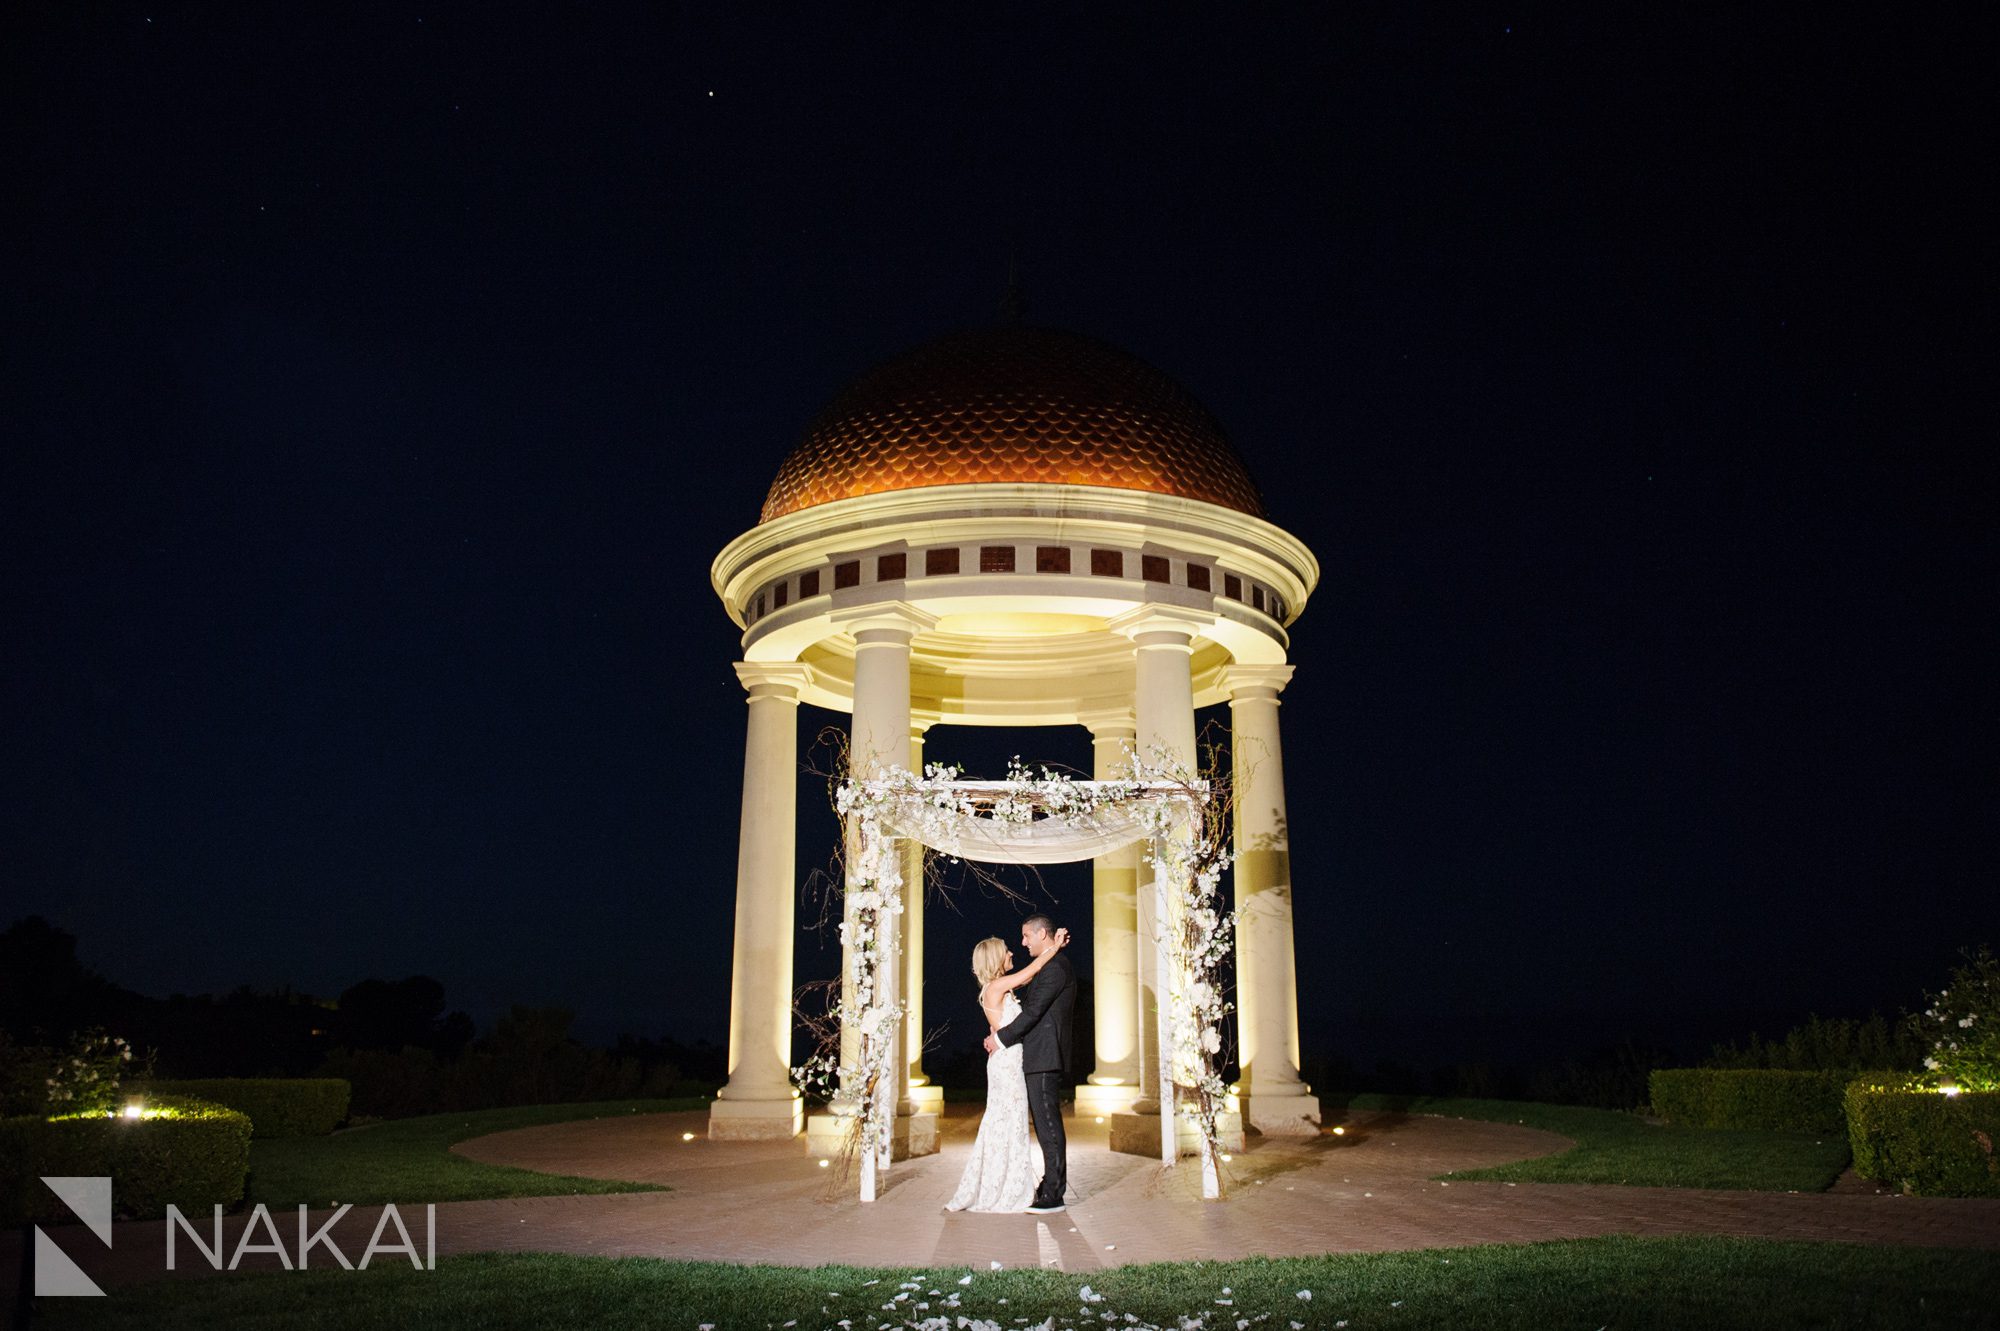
[999,252,1027,323]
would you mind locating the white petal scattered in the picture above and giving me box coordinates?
[1295,1291,1312,1302]
[991,1261,1004,1270]
[1106,1244,1117,1251]
[959,1275,975,1286]
[1390,1301,1403,1308]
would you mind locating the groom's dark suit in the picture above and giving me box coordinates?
[996,948,1078,1207]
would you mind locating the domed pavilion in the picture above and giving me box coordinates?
[707,322,1322,1152]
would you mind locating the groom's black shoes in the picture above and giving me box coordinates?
[1025,1200,1065,1213]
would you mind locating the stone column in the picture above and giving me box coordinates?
[1095,611,1206,1161]
[809,606,939,1159]
[848,615,914,1119]
[1076,709,1140,1118]
[709,662,811,1140]
[1130,616,1196,1139]
[1225,664,1319,1134]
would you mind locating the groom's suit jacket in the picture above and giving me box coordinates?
[996,950,1078,1078]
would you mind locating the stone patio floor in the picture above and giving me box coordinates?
[9,1102,1998,1292]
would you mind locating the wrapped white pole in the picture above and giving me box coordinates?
[858,1115,876,1202]
[875,837,899,1182]
[1154,862,1176,1165]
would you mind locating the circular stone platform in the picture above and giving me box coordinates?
[440,1103,2000,1270]
[14,1103,1997,1292]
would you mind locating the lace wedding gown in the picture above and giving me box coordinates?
[944,990,1043,1213]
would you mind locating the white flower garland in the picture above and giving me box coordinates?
[808,747,1237,1200]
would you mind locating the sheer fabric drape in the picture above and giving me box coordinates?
[879,804,1153,865]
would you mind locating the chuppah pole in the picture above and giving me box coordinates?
[1155,861,1176,1165]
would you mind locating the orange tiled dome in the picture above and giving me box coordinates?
[761,326,1264,523]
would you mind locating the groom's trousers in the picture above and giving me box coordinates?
[1025,1070,1067,1203]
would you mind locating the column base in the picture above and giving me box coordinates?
[707,1092,804,1141]
[806,1110,940,1160]
[1244,1088,1322,1136]
[1109,1109,1244,1157]
[1074,1082,1141,1117]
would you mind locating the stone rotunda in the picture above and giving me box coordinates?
[706,323,1321,1152]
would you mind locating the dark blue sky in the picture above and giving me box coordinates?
[6,5,1990,1073]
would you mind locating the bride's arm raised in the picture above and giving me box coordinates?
[987,928,1070,1001]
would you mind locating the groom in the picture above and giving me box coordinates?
[985,913,1078,1212]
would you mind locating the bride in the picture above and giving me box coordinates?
[944,927,1070,1213]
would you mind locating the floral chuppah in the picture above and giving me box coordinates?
[795,750,1237,1203]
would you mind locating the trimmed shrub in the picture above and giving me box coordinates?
[141,1077,350,1137]
[0,1094,252,1224]
[1844,1077,2000,1197]
[1649,1068,1856,1134]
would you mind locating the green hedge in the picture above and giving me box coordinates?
[0,1094,253,1224]
[141,1077,350,1138]
[1844,1078,2000,1198]
[1649,1068,1866,1134]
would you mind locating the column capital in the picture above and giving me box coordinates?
[1109,605,1214,648]
[733,661,812,700]
[1221,663,1296,702]
[1077,706,1137,739]
[831,602,937,645]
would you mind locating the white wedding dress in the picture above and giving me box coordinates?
[944,990,1043,1213]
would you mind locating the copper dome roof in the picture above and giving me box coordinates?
[760,325,1265,523]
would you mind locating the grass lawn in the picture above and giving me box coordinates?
[39,1238,2000,1330]
[1328,1094,1853,1191]
[243,1098,709,1208]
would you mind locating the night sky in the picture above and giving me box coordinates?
[7,6,1991,1076]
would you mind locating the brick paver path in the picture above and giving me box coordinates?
[11,1104,1997,1290]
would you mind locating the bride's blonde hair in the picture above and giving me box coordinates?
[971,937,1011,989]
